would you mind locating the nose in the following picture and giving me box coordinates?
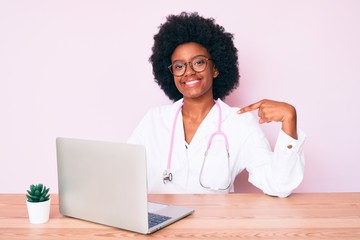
[183,62,195,76]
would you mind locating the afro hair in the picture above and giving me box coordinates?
[149,12,239,101]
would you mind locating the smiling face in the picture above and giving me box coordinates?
[170,42,219,101]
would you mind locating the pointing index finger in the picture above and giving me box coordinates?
[238,101,262,114]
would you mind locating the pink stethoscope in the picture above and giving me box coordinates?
[163,99,232,190]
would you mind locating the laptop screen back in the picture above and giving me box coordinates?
[56,138,149,234]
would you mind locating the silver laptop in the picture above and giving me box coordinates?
[56,137,194,234]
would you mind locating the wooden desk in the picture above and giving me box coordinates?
[0,193,359,240]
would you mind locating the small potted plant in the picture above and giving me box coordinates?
[26,183,51,224]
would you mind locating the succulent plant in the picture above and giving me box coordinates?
[26,184,50,202]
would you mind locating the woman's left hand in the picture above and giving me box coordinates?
[238,99,298,139]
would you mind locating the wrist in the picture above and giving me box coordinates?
[282,106,297,139]
[282,118,297,140]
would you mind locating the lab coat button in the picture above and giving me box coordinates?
[287,144,293,149]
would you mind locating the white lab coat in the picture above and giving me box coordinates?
[127,99,305,197]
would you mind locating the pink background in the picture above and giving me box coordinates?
[1,0,359,193]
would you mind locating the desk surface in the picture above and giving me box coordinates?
[0,193,359,240]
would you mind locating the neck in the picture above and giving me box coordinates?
[182,97,215,120]
[181,97,216,144]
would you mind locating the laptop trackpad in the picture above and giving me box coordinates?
[148,202,168,213]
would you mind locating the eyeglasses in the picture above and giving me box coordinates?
[168,55,214,77]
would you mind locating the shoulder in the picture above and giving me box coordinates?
[218,99,263,140]
[136,99,184,130]
[218,99,257,124]
[144,99,183,120]
[127,100,182,144]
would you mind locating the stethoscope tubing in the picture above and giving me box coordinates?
[164,99,231,190]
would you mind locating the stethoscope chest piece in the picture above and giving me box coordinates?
[163,170,173,184]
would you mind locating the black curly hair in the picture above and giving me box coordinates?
[149,12,239,101]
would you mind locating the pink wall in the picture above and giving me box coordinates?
[1,0,359,193]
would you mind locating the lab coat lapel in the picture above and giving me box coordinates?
[161,99,184,133]
[216,99,233,124]
[190,99,233,148]
[163,99,186,161]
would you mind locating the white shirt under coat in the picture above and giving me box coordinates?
[127,99,305,197]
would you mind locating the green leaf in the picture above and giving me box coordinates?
[27,195,38,201]
[37,184,43,192]
[34,190,41,197]
[27,184,50,202]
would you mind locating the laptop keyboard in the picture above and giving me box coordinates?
[148,212,171,228]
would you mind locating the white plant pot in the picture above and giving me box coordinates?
[26,199,51,224]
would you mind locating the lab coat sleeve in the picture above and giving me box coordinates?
[244,118,306,198]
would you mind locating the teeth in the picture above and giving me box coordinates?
[185,80,199,85]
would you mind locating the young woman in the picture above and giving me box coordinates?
[128,12,305,197]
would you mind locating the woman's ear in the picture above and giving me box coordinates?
[213,68,219,78]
